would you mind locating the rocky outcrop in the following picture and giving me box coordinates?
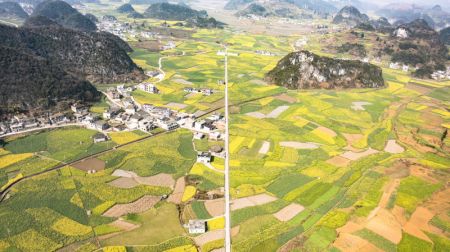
[0,45,100,115]
[145,3,223,28]
[30,0,97,31]
[0,20,145,84]
[333,6,369,26]
[236,3,269,17]
[440,27,450,45]
[266,51,384,90]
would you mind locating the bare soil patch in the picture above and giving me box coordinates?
[250,79,267,85]
[231,193,278,211]
[409,165,439,184]
[231,225,240,237]
[108,177,139,189]
[111,169,138,178]
[392,206,408,226]
[366,209,402,244]
[351,101,372,111]
[110,169,175,188]
[72,158,105,172]
[194,229,225,246]
[273,203,305,221]
[384,140,405,154]
[130,40,161,52]
[342,133,363,148]
[267,105,289,118]
[384,160,410,179]
[258,141,270,154]
[135,173,175,188]
[274,93,296,104]
[337,221,364,234]
[168,177,186,204]
[280,141,320,149]
[340,148,379,161]
[167,102,188,109]
[173,79,193,85]
[111,219,140,232]
[103,195,160,218]
[403,207,433,242]
[98,219,141,240]
[204,198,225,217]
[334,233,383,252]
[245,111,266,119]
[405,82,432,94]
[326,156,351,167]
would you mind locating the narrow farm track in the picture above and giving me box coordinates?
[0,91,285,203]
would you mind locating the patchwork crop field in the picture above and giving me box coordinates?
[1,2,449,251]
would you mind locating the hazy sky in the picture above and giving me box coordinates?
[364,0,450,8]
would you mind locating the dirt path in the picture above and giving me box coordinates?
[103,195,160,218]
[167,177,186,204]
[193,229,225,247]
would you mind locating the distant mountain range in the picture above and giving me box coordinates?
[440,27,450,44]
[332,5,393,32]
[227,0,337,16]
[128,0,166,5]
[376,3,450,30]
[144,3,225,28]
[332,5,368,26]
[266,50,385,89]
[0,1,29,19]
[0,0,145,115]
[116,3,144,19]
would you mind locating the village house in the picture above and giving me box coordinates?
[9,122,24,132]
[201,88,213,96]
[93,133,108,143]
[402,65,409,72]
[125,105,136,115]
[158,117,179,131]
[146,71,160,78]
[209,131,221,141]
[137,82,160,94]
[255,50,275,56]
[149,106,172,119]
[194,120,206,131]
[130,113,143,123]
[203,120,216,132]
[197,152,212,164]
[187,220,206,234]
[194,132,205,140]
[103,107,120,120]
[95,120,109,131]
[71,103,87,114]
[142,104,154,112]
[138,119,156,132]
[184,87,213,96]
[161,41,176,50]
[50,113,68,125]
[107,90,121,100]
[23,119,39,129]
[389,62,400,70]
[112,124,127,132]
